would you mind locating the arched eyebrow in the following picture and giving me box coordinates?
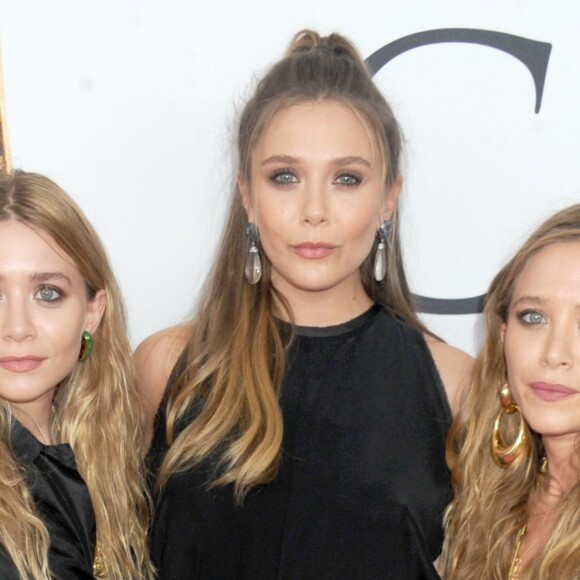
[512,295,580,311]
[331,156,372,168]
[0,272,73,285]
[261,155,371,168]
[261,155,299,166]
[511,295,548,307]
[30,272,73,286]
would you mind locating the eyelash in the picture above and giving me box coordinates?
[517,309,546,326]
[35,285,64,304]
[333,172,362,187]
[270,169,298,186]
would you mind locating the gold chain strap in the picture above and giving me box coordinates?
[93,542,109,577]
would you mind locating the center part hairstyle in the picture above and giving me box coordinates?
[159,29,429,500]
[442,204,580,579]
[0,171,152,579]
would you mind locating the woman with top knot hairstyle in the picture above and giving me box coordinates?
[0,171,153,579]
[138,29,472,579]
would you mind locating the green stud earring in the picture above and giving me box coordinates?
[78,330,94,362]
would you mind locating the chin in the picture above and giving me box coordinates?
[527,417,580,439]
[275,274,342,294]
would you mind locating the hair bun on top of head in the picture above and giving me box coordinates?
[285,29,360,61]
[238,27,402,190]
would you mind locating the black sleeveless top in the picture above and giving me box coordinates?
[0,420,96,579]
[149,306,452,579]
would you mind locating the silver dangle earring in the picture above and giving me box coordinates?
[373,220,392,282]
[244,223,262,285]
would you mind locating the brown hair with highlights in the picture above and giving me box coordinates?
[159,30,431,501]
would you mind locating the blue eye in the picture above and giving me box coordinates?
[271,171,298,185]
[36,286,63,303]
[519,310,545,325]
[334,173,361,187]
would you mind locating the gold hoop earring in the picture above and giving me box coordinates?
[491,383,529,467]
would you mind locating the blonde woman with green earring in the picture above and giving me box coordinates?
[0,171,153,579]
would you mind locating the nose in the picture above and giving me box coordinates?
[301,180,328,226]
[541,322,575,369]
[1,298,36,342]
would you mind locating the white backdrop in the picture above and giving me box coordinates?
[1,0,578,355]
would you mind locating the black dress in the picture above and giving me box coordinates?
[0,420,96,579]
[149,306,452,579]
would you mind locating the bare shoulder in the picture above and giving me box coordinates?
[424,335,473,417]
[134,325,190,419]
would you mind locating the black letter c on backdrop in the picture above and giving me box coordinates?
[366,28,552,314]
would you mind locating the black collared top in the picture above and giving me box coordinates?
[0,420,96,579]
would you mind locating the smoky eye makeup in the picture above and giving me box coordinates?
[515,308,546,326]
[35,285,65,304]
[269,169,299,185]
[333,171,363,187]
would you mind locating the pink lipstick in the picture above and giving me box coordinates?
[0,356,45,373]
[529,382,578,402]
[292,242,336,259]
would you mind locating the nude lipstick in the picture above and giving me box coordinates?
[529,381,578,402]
[292,242,336,259]
[0,356,45,373]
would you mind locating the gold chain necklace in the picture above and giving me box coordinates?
[509,521,547,579]
[509,494,558,577]
[509,458,552,578]
[508,523,527,579]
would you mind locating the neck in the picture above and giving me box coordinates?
[512,436,579,575]
[11,401,54,445]
[542,434,580,496]
[272,277,373,327]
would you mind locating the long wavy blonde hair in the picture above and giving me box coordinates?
[442,203,580,579]
[0,171,152,579]
[158,30,434,501]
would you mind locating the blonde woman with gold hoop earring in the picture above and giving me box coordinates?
[442,204,580,579]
